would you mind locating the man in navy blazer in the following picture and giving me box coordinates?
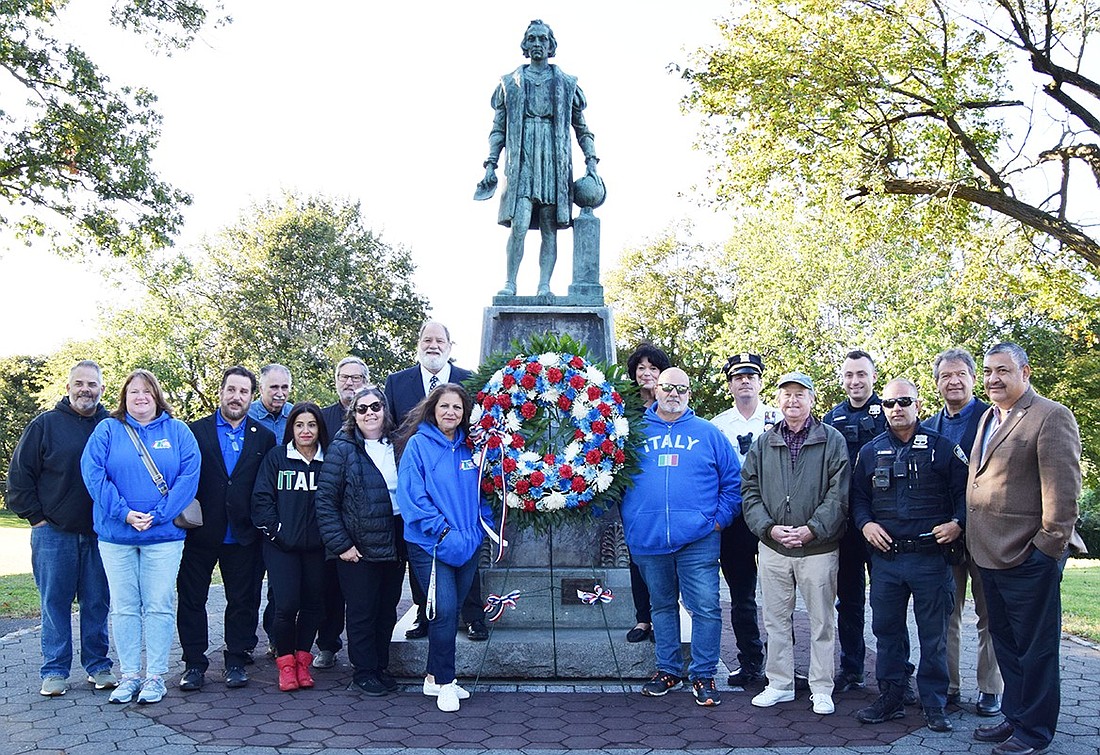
[177,366,276,690]
[383,321,487,641]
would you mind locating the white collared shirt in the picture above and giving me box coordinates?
[710,401,779,464]
[420,363,451,397]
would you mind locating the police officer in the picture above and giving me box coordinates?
[851,378,967,733]
[822,349,886,692]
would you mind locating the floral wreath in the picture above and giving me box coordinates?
[467,334,644,532]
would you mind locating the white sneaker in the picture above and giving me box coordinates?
[423,677,470,700]
[751,686,796,707]
[811,693,835,714]
[436,681,461,712]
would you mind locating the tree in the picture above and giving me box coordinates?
[0,355,46,503]
[40,193,430,418]
[0,1,221,257]
[681,0,1100,270]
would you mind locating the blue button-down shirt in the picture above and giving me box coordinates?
[248,400,293,443]
[215,411,246,545]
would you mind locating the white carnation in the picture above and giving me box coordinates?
[543,491,567,510]
[595,470,614,492]
[571,401,590,420]
[505,411,522,431]
[585,366,606,385]
[518,451,541,472]
[505,492,523,509]
[538,352,560,366]
[613,417,630,436]
[470,405,484,426]
[563,441,582,461]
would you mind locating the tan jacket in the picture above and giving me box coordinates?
[966,386,1085,569]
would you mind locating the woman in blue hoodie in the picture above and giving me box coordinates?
[80,369,200,705]
[396,384,493,713]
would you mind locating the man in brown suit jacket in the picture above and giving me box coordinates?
[967,342,1085,755]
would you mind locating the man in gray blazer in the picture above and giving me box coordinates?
[967,342,1086,755]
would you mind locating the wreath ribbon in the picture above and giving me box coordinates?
[483,590,521,622]
[577,584,613,605]
[476,429,510,563]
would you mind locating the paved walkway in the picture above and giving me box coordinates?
[2,583,1098,754]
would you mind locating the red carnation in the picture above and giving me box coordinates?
[510,434,525,449]
[476,391,486,402]
[571,475,587,492]
[591,420,606,434]
[585,449,603,465]
[520,402,537,419]
[492,475,503,489]
[546,367,563,383]
[487,434,502,448]
[587,385,602,401]
[557,395,572,411]
[574,429,585,441]
[569,374,586,389]
[497,394,513,410]
[502,375,516,389]
[597,403,612,417]
[481,479,495,493]
[530,470,545,486]
[601,440,616,455]
[479,415,495,429]
[570,356,585,369]
[559,464,573,478]
[520,374,537,390]
[482,395,495,409]
[515,479,530,494]
[612,391,623,403]
[525,361,542,374]
[614,449,626,464]
[508,358,523,368]
[502,457,518,473]
[523,500,536,512]
[543,453,556,464]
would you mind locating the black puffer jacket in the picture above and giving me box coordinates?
[315,430,398,561]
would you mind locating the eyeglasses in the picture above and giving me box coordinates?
[338,373,366,384]
[658,383,690,395]
[355,401,384,415]
[881,397,916,408]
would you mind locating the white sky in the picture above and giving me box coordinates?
[0,1,735,368]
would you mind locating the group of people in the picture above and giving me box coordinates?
[617,342,1082,755]
[8,321,493,713]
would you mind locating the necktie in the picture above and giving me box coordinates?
[429,375,439,393]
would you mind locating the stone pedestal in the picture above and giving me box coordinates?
[479,305,615,365]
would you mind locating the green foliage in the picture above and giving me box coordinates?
[681,0,1100,268]
[0,1,222,257]
[37,193,430,419]
[1076,488,1100,558]
[0,355,47,505]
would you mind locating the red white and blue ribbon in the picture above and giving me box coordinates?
[475,431,510,563]
[577,585,613,605]
[483,590,521,622]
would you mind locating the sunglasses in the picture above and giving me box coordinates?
[658,383,690,395]
[355,401,384,415]
[881,397,916,409]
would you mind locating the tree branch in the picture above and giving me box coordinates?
[1039,144,1100,189]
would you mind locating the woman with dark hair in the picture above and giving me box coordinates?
[315,385,405,696]
[396,384,493,713]
[80,369,201,705]
[251,402,330,692]
[624,342,672,643]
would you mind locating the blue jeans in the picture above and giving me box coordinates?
[634,530,722,680]
[31,524,111,679]
[406,543,478,685]
[98,539,185,677]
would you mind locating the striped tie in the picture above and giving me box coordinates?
[429,375,439,393]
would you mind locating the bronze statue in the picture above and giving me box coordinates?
[475,19,600,298]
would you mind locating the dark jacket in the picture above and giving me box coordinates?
[315,430,399,561]
[187,413,276,548]
[383,364,473,427]
[251,443,324,551]
[824,395,887,467]
[7,398,108,534]
[922,397,990,465]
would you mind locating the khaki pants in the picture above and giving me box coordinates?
[947,556,1004,695]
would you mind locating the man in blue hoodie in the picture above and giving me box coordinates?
[621,367,741,707]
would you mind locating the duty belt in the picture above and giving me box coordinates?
[890,537,941,555]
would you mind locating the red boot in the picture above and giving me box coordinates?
[276,655,299,692]
[295,650,315,688]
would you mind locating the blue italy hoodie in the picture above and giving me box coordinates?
[397,422,495,567]
[621,405,742,556]
[80,412,201,545]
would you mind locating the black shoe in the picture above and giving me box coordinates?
[223,666,249,688]
[924,707,952,732]
[946,690,961,705]
[625,624,652,643]
[974,720,1015,743]
[178,667,205,691]
[405,621,428,640]
[993,737,1048,755]
[856,692,905,724]
[640,671,683,697]
[466,620,489,641]
[354,674,389,696]
[692,677,721,706]
[794,670,810,691]
[834,672,865,693]
[727,667,766,687]
[377,670,398,693]
[902,676,918,705]
[976,691,1003,717]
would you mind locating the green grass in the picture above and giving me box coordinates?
[1063,561,1100,643]
[0,506,30,528]
[0,573,40,618]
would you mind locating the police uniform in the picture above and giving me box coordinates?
[823,396,886,683]
[851,427,968,711]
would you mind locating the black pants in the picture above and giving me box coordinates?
[980,549,1066,750]
[339,558,404,684]
[177,539,262,671]
[263,542,325,657]
[719,516,765,671]
[628,560,651,624]
[315,559,345,653]
[410,562,485,625]
[836,524,869,677]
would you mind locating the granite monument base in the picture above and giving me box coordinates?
[480,305,615,365]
